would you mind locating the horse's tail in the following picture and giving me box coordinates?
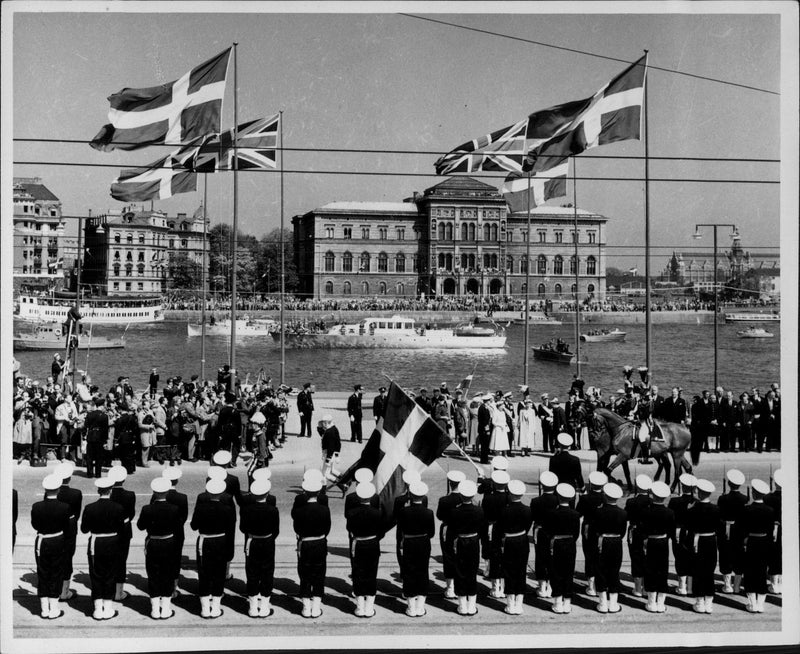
[690,434,701,467]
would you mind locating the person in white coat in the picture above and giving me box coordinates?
[516,398,541,454]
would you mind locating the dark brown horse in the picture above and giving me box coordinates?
[585,407,695,492]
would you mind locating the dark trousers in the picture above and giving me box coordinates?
[691,535,717,596]
[196,535,227,596]
[298,539,327,597]
[145,536,177,597]
[299,412,313,438]
[85,441,104,478]
[244,537,276,597]
[596,536,623,593]
[743,534,770,593]
[533,526,550,580]
[351,538,380,596]
[35,535,66,597]
[674,532,692,576]
[718,529,742,575]
[582,532,598,578]
[549,538,577,598]
[115,532,131,583]
[643,537,669,592]
[478,431,491,463]
[629,531,646,577]
[440,528,455,578]
[452,535,480,596]
[117,441,137,474]
[501,535,529,595]
[88,535,120,600]
[350,418,362,443]
[401,536,431,597]
[541,423,552,453]
[64,519,77,578]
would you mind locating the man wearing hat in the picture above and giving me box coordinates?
[765,469,782,595]
[590,483,627,613]
[213,450,243,505]
[717,469,747,594]
[496,479,532,615]
[297,383,315,438]
[108,465,136,602]
[414,387,432,415]
[372,386,388,424]
[437,469,466,599]
[392,469,428,575]
[240,476,280,618]
[203,462,239,581]
[191,477,236,618]
[158,467,188,596]
[549,433,585,493]
[482,469,510,598]
[243,467,278,507]
[668,473,697,596]
[530,471,560,598]
[346,482,384,617]
[477,394,494,464]
[218,392,243,466]
[291,469,329,518]
[55,461,82,602]
[640,481,675,613]
[114,401,140,475]
[446,480,485,616]
[81,476,126,620]
[736,479,776,612]
[578,471,608,597]
[319,415,341,477]
[625,474,653,597]
[686,479,722,613]
[344,468,379,519]
[84,396,110,479]
[537,394,554,453]
[137,477,181,619]
[347,384,364,443]
[293,473,331,618]
[397,481,435,617]
[545,483,581,614]
[31,474,72,619]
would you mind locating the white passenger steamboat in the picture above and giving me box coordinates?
[16,292,164,324]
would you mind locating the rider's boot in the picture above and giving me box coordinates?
[640,439,652,464]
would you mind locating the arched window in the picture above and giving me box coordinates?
[554,283,562,297]
[343,281,352,295]
[114,233,121,244]
[113,263,120,277]
[460,254,468,269]
[483,224,491,241]
[537,283,546,296]
[445,253,453,270]
[570,255,577,275]
[125,263,133,277]
[554,255,564,275]
[506,255,514,272]
[537,255,547,275]
[378,252,388,272]
[361,280,369,294]
[587,255,597,275]
[468,253,476,269]
[138,234,145,244]
[461,223,469,241]
[379,281,387,295]
[571,283,578,294]
[483,253,491,268]
[445,222,453,240]
[324,251,335,272]
[520,258,529,274]
[438,222,446,240]
[360,252,370,272]
[438,253,446,269]
[395,252,406,273]
[587,283,595,295]
[469,223,476,241]
[490,254,498,268]
[397,282,404,295]
[342,251,353,272]
[490,224,498,241]
[126,233,133,244]
[325,281,334,294]
[138,251,145,262]
[137,263,145,276]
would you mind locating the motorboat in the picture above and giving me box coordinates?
[724,311,779,323]
[13,322,125,351]
[737,327,775,338]
[580,328,627,343]
[187,317,279,337]
[532,344,579,364]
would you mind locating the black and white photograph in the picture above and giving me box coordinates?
[1,1,798,652]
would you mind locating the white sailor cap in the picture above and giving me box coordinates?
[207,466,227,481]
[540,471,559,488]
[556,432,573,447]
[751,479,769,496]
[508,480,526,496]
[355,468,374,483]
[302,476,323,493]
[108,465,127,483]
[303,469,324,482]
[151,477,171,494]
[635,474,653,491]
[55,461,75,480]
[95,477,115,490]
[603,483,623,500]
[696,479,715,495]
[205,479,226,495]
[556,483,575,499]
[42,474,61,491]
[458,480,478,498]
[447,470,466,484]
[726,469,745,486]
[503,392,512,399]
[402,469,421,485]
[213,450,232,466]
[491,470,510,485]
[651,481,670,499]
[491,455,509,471]
[163,467,183,481]
[321,413,334,423]
[356,482,376,500]
[250,479,271,496]
[541,393,549,399]
[409,481,428,497]
[249,411,266,425]
[482,393,493,401]
[252,467,272,482]
[589,471,608,487]
[679,473,697,488]
[773,469,783,489]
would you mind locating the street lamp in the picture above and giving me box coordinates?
[692,222,737,391]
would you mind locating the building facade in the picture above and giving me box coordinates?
[294,177,608,301]
[12,177,66,281]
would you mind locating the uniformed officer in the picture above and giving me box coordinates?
[81,476,125,620]
[213,449,243,504]
[392,469,427,575]
[202,465,238,581]
[293,474,331,618]
[640,481,675,613]
[482,469,510,598]
[191,478,236,618]
[137,477,180,619]
[477,454,508,495]
[736,478,775,613]
[55,461,82,602]
[549,433,585,493]
[531,470,560,598]
[347,482,384,618]
[625,474,653,598]
[591,483,627,613]
[240,477,280,618]
[436,469,466,599]
[718,469,747,594]
[446,480,486,616]
[686,478,722,613]
[496,479,532,615]
[160,466,188,596]
[31,474,71,619]
[397,481,435,617]
[291,468,329,519]
[668,473,696,596]
[578,471,608,597]
[546,483,581,614]
[108,464,136,601]
[765,469,782,595]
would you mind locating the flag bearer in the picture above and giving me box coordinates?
[392,469,426,575]
[640,481,675,614]
[545,483,581,614]
[108,464,136,601]
[686,478,722,613]
[591,483,627,613]
[31,474,71,619]
[436,470,465,599]
[482,469,510,598]
[717,469,747,594]
[80,476,125,620]
[55,461,82,602]
[240,477,280,618]
[736,478,775,613]
[397,481,435,617]
[446,480,486,616]
[137,477,180,619]
[765,469,782,595]
[530,471,560,598]
[625,474,653,598]
[668,473,696,596]
[578,471,608,597]
[496,479,532,615]
[347,482,384,618]
[160,466,188,596]
[293,474,331,618]
[191,478,236,618]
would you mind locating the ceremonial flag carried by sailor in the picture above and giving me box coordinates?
[185,114,280,172]
[455,369,475,395]
[90,48,231,152]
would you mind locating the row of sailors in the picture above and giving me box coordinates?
[28,453,782,621]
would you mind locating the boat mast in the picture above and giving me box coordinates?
[229,42,239,376]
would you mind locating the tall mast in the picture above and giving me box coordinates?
[229,42,239,373]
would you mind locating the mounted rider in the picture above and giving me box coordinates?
[617,365,657,464]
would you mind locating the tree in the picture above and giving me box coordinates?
[258,228,298,293]
[167,252,202,290]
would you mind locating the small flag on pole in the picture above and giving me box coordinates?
[455,369,475,395]
[109,139,202,201]
[187,114,279,172]
[501,161,570,213]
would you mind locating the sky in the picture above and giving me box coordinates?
[5,2,795,272]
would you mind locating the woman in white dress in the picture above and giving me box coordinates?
[516,397,541,454]
[467,395,481,455]
[489,400,510,455]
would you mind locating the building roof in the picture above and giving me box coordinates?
[422,176,503,198]
[508,205,602,219]
[316,201,420,214]
[13,179,60,202]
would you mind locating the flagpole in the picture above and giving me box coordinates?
[523,170,531,387]
[643,49,652,380]
[572,157,581,377]
[230,42,239,374]
[201,173,208,381]
[279,110,285,387]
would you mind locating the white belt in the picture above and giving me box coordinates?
[148,534,173,540]
[458,532,479,539]
[300,535,326,542]
[200,533,226,538]
[38,531,64,539]
[248,533,275,539]
[503,530,527,538]
[353,535,378,542]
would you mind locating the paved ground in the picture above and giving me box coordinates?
[9,401,785,644]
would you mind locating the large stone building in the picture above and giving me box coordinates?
[12,177,66,281]
[83,205,208,296]
[293,177,608,301]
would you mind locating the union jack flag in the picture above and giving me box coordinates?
[189,114,279,172]
[434,116,529,175]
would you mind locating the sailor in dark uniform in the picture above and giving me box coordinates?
[640,481,675,613]
[31,474,72,619]
[625,474,653,598]
[736,478,775,613]
[496,479,532,615]
[242,467,278,508]
[545,483,581,614]
[108,465,136,602]
[446,480,486,616]
[346,482,384,618]
[668,473,696,596]
[482,469,510,598]
[137,477,180,619]
[291,469,329,520]
[578,471,608,597]
[239,476,280,618]
[591,483,627,613]
[191,478,236,618]
[202,466,238,581]
[347,384,364,443]
[54,461,82,602]
[477,394,493,463]
[436,470,466,599]
[686,478,722,613]
[160,466,189,596]
[80,476,125,620]
[344,468,379,519]
[391,469,427,576]
[397,481,435,617]
[718,469,747,594]
[549,433,585,493]
[765,469,783,595]
[531,471,560,598]
[213,449,243,504]
[293,474,331,618]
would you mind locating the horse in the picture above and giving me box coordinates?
[584,407,696,492]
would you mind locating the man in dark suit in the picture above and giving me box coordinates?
[657,387,687,425]
[549,433,585,493]
[537,394,554,453]
[718,390,736,453]
[759,390,780,452]
[347,385,364,443]
[297,383,315,438]
[372,386,387,424]
[477,394,493,464]
[550,399,568,444]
